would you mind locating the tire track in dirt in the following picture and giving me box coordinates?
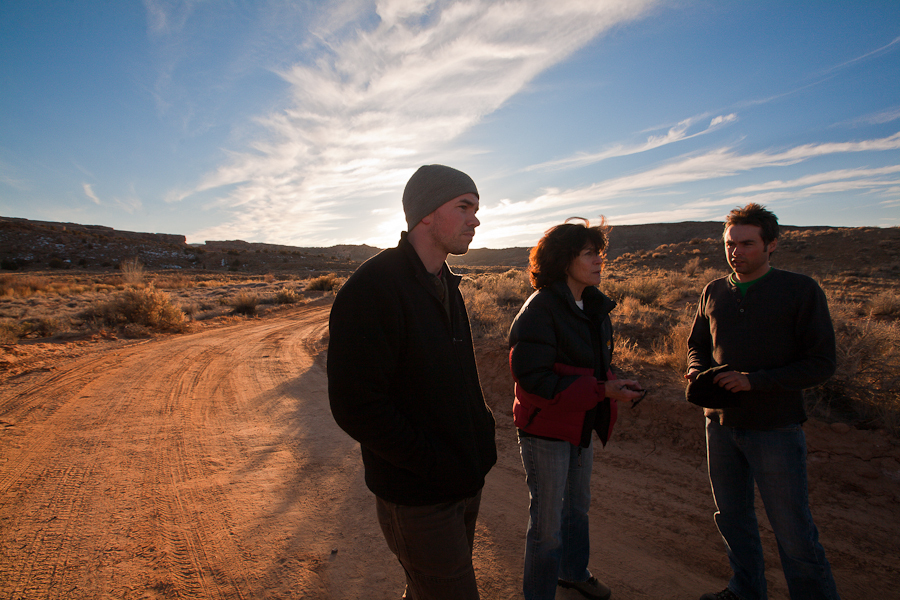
[2,302,899,600]
[1,340,161,598]
[0,303,393,600]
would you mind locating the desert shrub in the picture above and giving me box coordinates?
[659,272,698,304]
[231,292,259,315]
[460,270,531,339]
[0,274,50,297]
[154,274,193,290]
[120,258,145,285]
[0,321,20,344]
[465,270,531,304]
[611,335,641,371]
[604,275,664,305]
[1,258,19,270]
[683,256,701,277]
[610,294,692,374]
[805,303,900,434]
[274,287,301,304]
[305,273,342,292]
[869,291,900,318]
[20,317,63,338]
[83,286,187,333]
[651,307,694,375]
[180,303,199,319]
[699,267,726,284]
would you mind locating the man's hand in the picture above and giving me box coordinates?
[713,370,751,392]
[684,369,700,382]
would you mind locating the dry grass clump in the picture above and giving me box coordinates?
[274,286,301,304]
[153,273,194,290]
[0,273,125,298]
[20,317,65,338]
[305,273,342,292]
[603,275,665,305]
[868,290,900,317]
[0,274,52,297]
[461,269,531,339]
[608,293,694,376]
[0,321,20,344]
[119,258,145,286]
[683,256,701,277]
[230,292,259,315]
[805,302,900,432]
[82,286,188,335]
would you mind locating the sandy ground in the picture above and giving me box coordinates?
[1,302,898,600]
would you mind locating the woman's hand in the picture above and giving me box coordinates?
[604,379,644,402]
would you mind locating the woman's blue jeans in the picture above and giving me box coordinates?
[518,432,593,600]
[706,419,840,600]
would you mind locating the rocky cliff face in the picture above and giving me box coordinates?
[1,217,190,270]
[0,216,375,273]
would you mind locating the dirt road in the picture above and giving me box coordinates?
[1,303,898,599]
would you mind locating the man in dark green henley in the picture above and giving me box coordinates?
[686,203,840,600]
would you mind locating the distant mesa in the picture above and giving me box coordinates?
[1,215,896,276]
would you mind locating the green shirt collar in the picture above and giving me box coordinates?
[729,267,773,296]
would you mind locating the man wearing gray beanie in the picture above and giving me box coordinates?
[328,165,497,600]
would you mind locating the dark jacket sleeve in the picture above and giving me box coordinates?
[687,283,714,373]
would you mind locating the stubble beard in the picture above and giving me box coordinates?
[446,237,472,256]
[436,229,474,257]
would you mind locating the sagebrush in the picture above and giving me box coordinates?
[81,285,188,334]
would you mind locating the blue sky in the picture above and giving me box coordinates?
[1,1,898,249]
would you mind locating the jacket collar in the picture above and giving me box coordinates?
[398,231,461,292]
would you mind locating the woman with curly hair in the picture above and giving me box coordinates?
[509,217,643,600]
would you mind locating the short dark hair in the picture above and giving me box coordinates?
[724,203,779,246]
[529,217,609,290]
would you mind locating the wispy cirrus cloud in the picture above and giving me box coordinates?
[822,35,900,75]
[179,0,662,246]
[82,183,101,205]
[728,164,900,194]
[840,106,900,128]
[556,131,900,206]
[471,131,900,247]
[528,113,738,172]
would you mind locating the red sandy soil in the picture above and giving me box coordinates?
[1,302,898,600]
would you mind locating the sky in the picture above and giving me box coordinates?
[1,1,899,249]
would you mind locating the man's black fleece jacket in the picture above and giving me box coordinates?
[687,268,836,430]
[327,233,497,506]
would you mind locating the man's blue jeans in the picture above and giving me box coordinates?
[518,433,593,600]
[706,419,841,600]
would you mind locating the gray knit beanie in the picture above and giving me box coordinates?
[402,165,479,230]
